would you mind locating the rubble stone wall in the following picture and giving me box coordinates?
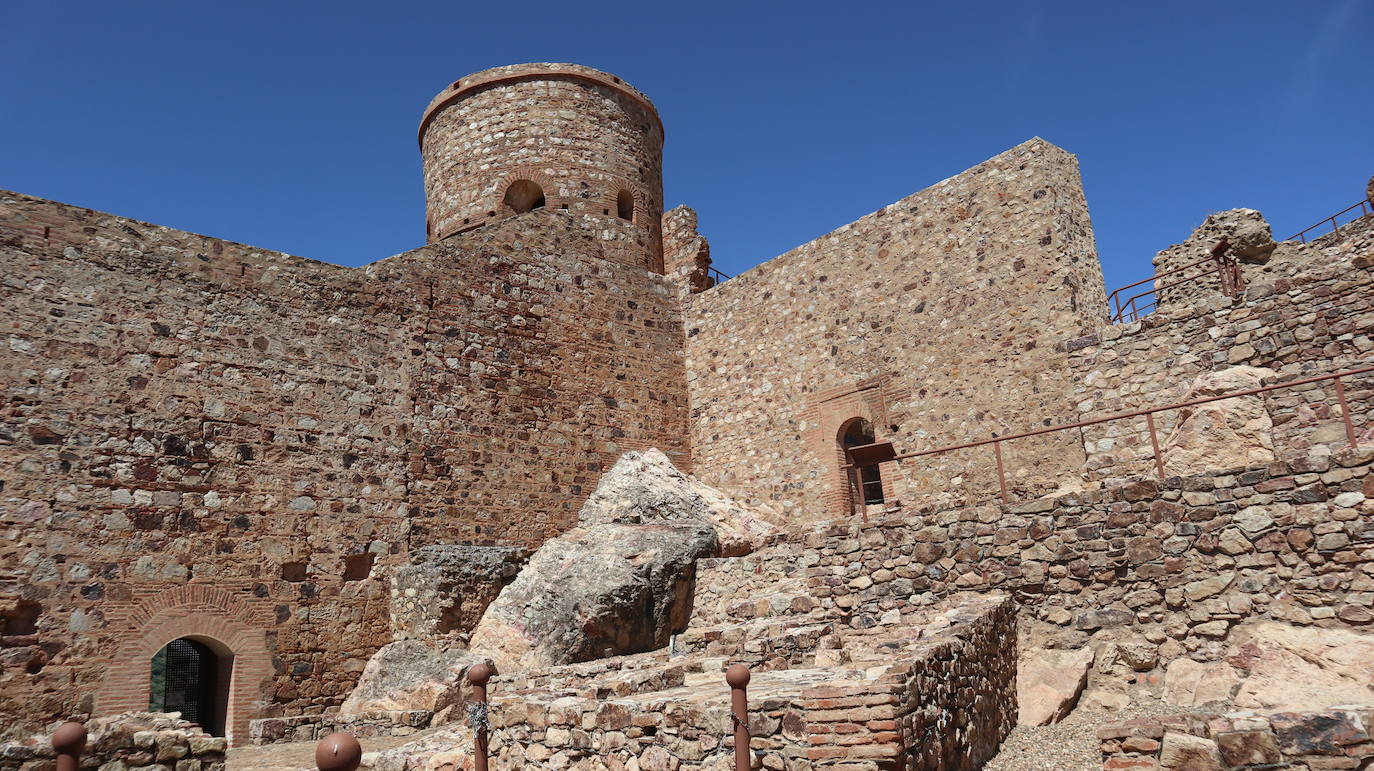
[706,448,1374,664]
[1067,215,1374,486]
[0,192,689,734]
[0,713,228,771]
[472,594,1016,771]
[683,138,1107,522]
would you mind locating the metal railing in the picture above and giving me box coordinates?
[1106,240,1240,324]
[708,266,732,286]
[1287,198,1373,244]
[844,363,1372,507]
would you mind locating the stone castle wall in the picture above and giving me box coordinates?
[1067,215,1374,487]
[683,138,1107,521]
[702,447,1374,662]
[0,192,689,737]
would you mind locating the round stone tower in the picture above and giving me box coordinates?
[418,63,665,269]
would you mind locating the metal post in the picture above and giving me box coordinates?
[1145,412,1165,478]
[1334,376,1358,447]
[314,732,361,771]
[727,664,751,771]
[468,661,493,771]
[52,722,86,771]
[992,439,1009,503]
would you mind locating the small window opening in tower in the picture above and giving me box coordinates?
[149,638,230,736]
[503,180,545,214]
[839,417,885,506]
[616,189,634,222]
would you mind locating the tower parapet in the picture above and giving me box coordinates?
[419,63,665,269]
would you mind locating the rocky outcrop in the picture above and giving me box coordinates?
[1228,622,1374,711]
[577,448,781,556]
[389,545,526,641]
[1017,647,1093,726]
[467,449,776,672]
[1161,366,1275,476]
[339,640,489,718]
[1163,621,1374,711]
[467,519,716,672]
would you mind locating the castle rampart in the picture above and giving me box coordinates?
[683,138,1107,519]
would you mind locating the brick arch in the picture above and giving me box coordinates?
[496,169,558,214]
[802,376,902,516]
[96,589,272,746]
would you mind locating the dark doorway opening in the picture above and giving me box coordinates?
[840,417,885,506]
[149,638,229,736]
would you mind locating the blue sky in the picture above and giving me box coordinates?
[2,1,1369,292]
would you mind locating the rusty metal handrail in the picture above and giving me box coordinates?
[1106,241,1240,324]
[708,266,732,286]
[1287,198,1373,244]
[844,363,1373,505]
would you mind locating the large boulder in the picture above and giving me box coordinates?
[467,519,716,672]
[1017,647,1093,726]
[1161,366,1275,476]
[452,449,776,673]
[340,640,489,717]
[578,448,781,556]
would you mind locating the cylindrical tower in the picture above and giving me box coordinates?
[419,63,665,269]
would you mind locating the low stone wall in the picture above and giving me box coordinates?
[248,710,433,746]
[700,447,1374,665]
[480,594,1016,771]
[0,713,227,771]
[1098,707,1374,770]
[361,594,1016,770]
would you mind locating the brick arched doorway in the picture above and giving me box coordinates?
[95,588,272,745]
[149,637,232,737]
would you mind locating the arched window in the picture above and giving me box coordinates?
[503,180,545,213]
[838,417,885,506]
[616,189,635,222]
[149,638,232,736]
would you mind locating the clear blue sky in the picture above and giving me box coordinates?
[2,1,1369,292]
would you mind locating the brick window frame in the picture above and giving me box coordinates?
[94,586,273,745]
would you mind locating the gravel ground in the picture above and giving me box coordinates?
[227,728,443,771]
[984,694,1182,771]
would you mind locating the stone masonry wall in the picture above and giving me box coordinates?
[704,447,1374,664]
[684,138,1107,523]
[419,62,665,268]
[0,713,228,771]
[1067,214,1374,487]
[358,593,1017,771]
[0,192,689,736]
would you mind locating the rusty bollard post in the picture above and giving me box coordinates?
[468,661,494,771]
[52,721,86,771]
[315,732,362,771]
[726,664,751,771]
